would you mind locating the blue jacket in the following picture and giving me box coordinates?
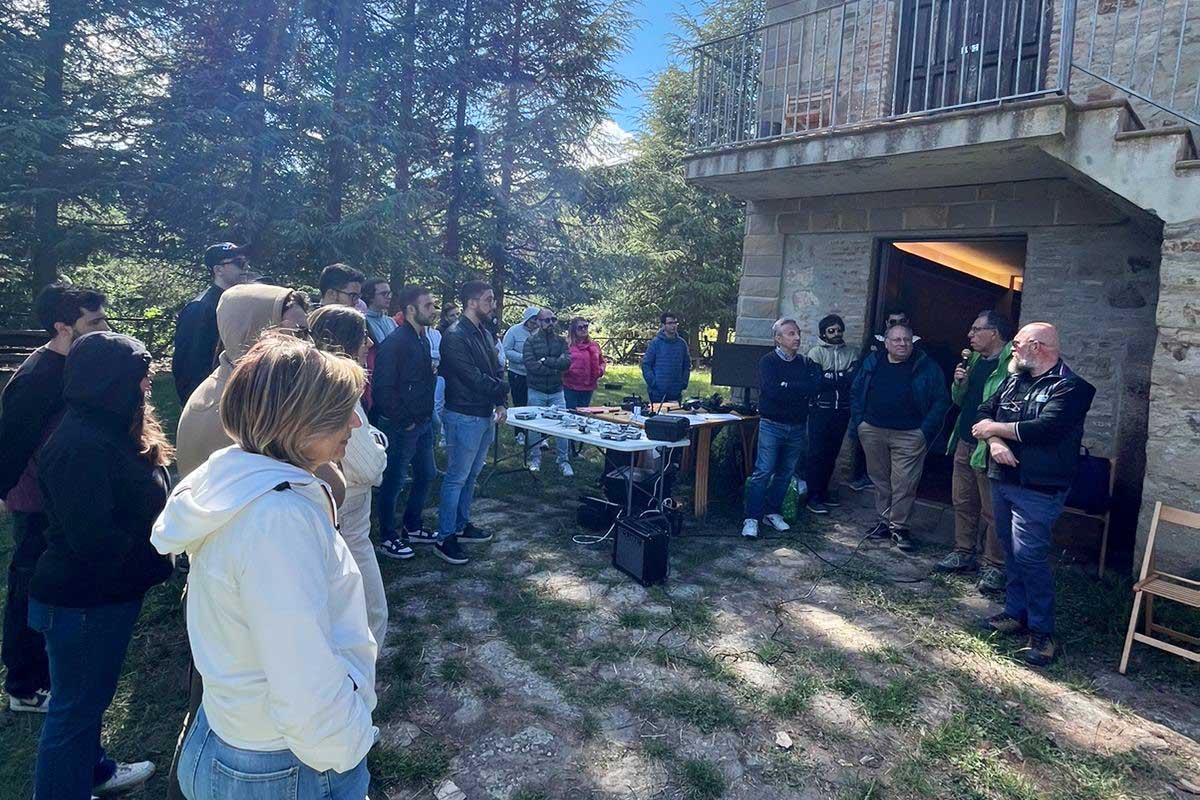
[850,350,950,444]
[641,332,691,401]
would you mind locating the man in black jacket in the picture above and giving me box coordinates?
[172,242,250,402]
[973,322,1095,667]
[435,281,509,565]
[0,283,107,713]
[372,285,438,561]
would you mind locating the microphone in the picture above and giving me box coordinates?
[959,348,972,369]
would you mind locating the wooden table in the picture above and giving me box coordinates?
[577,406,759,519]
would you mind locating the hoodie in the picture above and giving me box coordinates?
[175,284,291,477]
[32,332,173,607]
[501,308,540,376]
[151,446,378,773]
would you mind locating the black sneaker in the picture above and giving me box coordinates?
[403,526,439,545]
[1022,632,1058,667]
[806,500,830,515]
[457,523,493,543]
[377,537,415,560]
[824,491,842,508]
[866,522,890,539]
[891,528,915,551]
[979,612,1028,637]
[435,536,469,565]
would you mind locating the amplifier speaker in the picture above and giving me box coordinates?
[644,414,690,442]
[612,517,669,586]
[577,495,620,530]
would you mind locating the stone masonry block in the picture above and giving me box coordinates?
[868,207,904,230]
[746,214,776,235]
[748,199,800,216]
[881,186,977,206]
[947,202,994,228]
[809,211,838,232]
[739,296,780,319]
[736,316,775,343]
[743,255,784,277]
[977,183,1016,200]
[740,275,782,298]
[777,212,809,234]
[992,197,1056,227]
[838,209,869,231]
[743,235,785,257]
[903,205,950,229]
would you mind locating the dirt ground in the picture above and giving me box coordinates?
[366,452,1200,800]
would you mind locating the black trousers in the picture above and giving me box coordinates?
[807,407,851,503]
[2,511,51,697]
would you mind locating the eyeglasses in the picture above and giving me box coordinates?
[335,289,361,302]
[968,326,996,335]
[886,318,907,326]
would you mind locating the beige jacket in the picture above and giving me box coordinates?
[175,285,292,478]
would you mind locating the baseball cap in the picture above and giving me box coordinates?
[203,242,250,268]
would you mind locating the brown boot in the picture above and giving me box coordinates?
[1022,632,1057,667]
[978,612,1027,637]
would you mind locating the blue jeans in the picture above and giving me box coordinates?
[29,597,143,799]
[991,481,1069,635]
[438,410,495,539]
[178,706,369,800]
[527,389,569,466]
[563,389,593,409]
[376,419,436,540]
[433,376,446,440]
[745,419,806,520]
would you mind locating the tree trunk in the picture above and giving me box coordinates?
[488,0,525,321]
[327,0,358,224]
[442,0,474,283]
[390,0,418,301]
[245,1,278,240]
[30,0,79,299]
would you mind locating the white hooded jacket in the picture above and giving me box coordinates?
[151,446,378,773]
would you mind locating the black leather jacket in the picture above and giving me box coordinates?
[978,359,1095,489]
[440,316,509,418]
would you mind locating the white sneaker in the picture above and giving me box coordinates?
[8,689,50,713]
[529,461,540,472]
[93,761,156,796]
[741,519,759,538]
[764,513,791,532]
[560,462,574,477]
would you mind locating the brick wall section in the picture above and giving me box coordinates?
[1139,219,1200,570]
[735,178,1162,558]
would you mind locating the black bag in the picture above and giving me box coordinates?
[1066,447,1111,515]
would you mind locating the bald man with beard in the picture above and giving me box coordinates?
[971,323,1095,667]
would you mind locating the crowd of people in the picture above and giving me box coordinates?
[745,308,1094,667]
[0,239,1094,799]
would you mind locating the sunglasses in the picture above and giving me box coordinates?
[825,327,844,334]
[540,316,557,323]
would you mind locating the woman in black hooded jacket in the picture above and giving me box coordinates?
[28,331,175,800]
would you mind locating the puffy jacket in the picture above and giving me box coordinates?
[440,317,509,417]
[850,350,950,444]
[564,340,605,392]
[946,340,1014,468]
[641,332,691,402]
[151,446,378,773]
[807,341,858,410]
[33,332,173,608]
[175,284,292,478]
[978,359,1096,489]
[523,329,572,394]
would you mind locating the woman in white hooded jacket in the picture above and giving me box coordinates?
[151,334,377,800]
[308,305,389,647]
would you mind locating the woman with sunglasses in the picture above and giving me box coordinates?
[562,317,605,409]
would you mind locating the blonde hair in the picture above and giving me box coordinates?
[220,332,366,471]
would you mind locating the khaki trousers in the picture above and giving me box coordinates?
[858,422,927,530]
[951,440,1005,569]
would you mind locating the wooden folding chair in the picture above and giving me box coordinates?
[1118,502,1200,673]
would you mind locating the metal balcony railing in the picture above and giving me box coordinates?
[691,0,1200,151]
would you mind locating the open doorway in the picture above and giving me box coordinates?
[872,237,1026,503]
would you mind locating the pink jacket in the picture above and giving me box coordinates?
[563,340,605,392]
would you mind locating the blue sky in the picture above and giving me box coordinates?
[609,1,700,133]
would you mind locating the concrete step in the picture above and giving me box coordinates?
[1114,125,1198,160]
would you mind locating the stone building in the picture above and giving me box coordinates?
[685,0,1200,569]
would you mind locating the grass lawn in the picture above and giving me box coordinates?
[1,369,1198,799]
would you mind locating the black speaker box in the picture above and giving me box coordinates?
[612,517,669,586]
[644,414,690,442]
[577,495,620,530]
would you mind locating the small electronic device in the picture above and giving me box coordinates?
[514,411,536,420]
[645,414,690,442]
[612,517,669,586]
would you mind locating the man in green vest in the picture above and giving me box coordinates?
[935,310,1015,593]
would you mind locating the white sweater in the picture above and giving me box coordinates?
[151,447,378,773]
[340,404,387,501]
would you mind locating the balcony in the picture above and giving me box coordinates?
[688,0,1200,163]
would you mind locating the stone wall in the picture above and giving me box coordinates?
[735,177,1163,562]
[1140,219,1200,571]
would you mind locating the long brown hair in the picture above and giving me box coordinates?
[308,305,367,360]
[131,373,174,467]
